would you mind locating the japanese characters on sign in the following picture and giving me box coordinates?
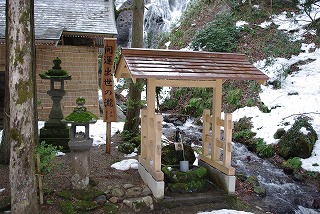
[101,38,117,122]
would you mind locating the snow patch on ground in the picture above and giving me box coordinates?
[111,159,138,171]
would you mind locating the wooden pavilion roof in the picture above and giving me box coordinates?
[115,48,268,84]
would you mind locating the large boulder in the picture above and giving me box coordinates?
[277,116,318,159]
[163,114,189,127]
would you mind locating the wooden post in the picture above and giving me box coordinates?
[212,79,222,161]
[146,78,156,168]
[223,113,233,167]
[106,122,111,154]
[202,109,211,157]
[154,114,162,172]
[140,109,147,162]
[37,154,44,205]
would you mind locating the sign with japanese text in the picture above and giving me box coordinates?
[102,38,117,122]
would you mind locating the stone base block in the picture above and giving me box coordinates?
[39,126,71,150]
[138,163,164,199]
[199,160,235,194]
[70,150,90,190]
[39,126,70,138]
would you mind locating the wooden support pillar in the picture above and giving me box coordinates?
[223,113,233,167]
[154,114,162,172]
[140,109,147,161]
[202,109,211,157]
[212,79,222,161]
[147,78,156,167]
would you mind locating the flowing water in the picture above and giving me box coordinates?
[232,142,319,213]
[162,116,320,214]
[115,0,190,48]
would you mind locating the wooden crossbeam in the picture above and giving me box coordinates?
[199,154,235,176]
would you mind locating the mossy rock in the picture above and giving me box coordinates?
[273,128,286,139]
[60,201,75,214]
[253,185,266,197]
[162,166,208,193]
[57,188,105,201]
[57,190,73,200]
[245,175,259,187]
[162,166,207,183]
[168,178,208,193]
[103,202,119,214]
[73,200,98,211]
[118,142,135,154]
[277,116,318,159]
[60,199,99,213]
[161,143,195,166]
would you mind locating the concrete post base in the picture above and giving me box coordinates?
[70,150,90,189]
[138,163,164,199]
[199,160,235,194]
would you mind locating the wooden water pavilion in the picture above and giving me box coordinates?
[115,48,268,199]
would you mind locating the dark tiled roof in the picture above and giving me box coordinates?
[0,0,117,41]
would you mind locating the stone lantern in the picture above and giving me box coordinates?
[39,57,72,149]
[64,97,98,189]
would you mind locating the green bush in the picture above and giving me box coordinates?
[234,117,253,132]
[183,88,213,117]
[118,142,135,154]
[233,129,256,145]
[226,88,243,109]
[34,141,62,174]
[160,98,177,110]
[191,12,239,52]
[283,157,302,170]
[255,138,274,158]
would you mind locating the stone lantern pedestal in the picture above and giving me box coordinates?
[68,121,96,189]
[65,97,98,190]
[39,58,72,150]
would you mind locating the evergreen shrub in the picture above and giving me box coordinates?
[191,12,239,52]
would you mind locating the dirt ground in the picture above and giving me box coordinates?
[5,134,317,213]
[0,135,148,213]
[0,134,261,214]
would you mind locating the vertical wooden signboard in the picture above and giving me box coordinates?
[102,38,117,153]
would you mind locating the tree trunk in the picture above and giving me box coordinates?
[0,26,10,164]
[123,0,144,135]
[7,0,38,212]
